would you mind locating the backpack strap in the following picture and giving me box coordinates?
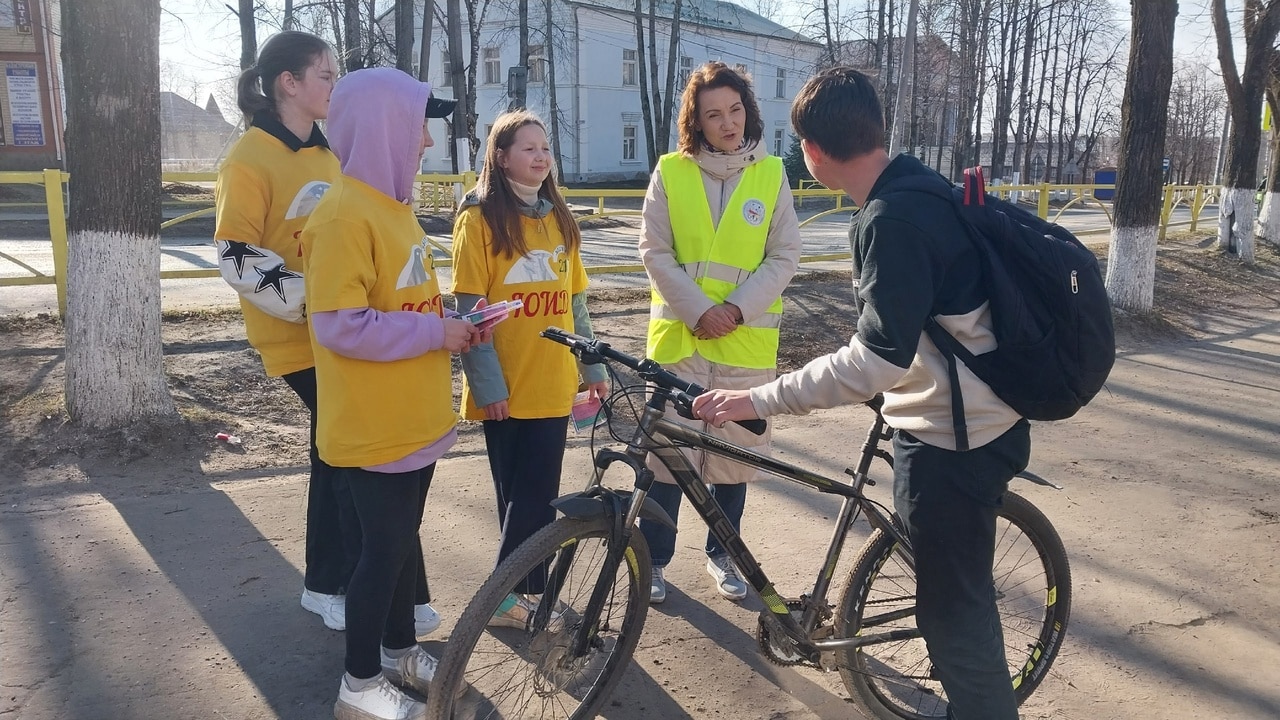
[963,166,986,206]
[924,318,971,452]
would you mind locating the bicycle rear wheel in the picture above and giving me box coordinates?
[836,491,1071,720]
[427,516,651,720]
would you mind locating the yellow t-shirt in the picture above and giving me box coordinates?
[215,126,339,377]
[301,176,455,467]
[452,205,589,420]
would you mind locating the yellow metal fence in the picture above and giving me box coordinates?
[0,169,1223,317]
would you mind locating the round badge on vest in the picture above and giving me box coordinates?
[742,198,766,227]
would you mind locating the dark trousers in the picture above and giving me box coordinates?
[343,464,435,679]
[892,420,1031,720]
[282,368,431,604]
[282,368,358,595]
[483,416,569,594]
[639,481,747,568]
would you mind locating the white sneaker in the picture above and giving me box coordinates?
[706,554,748,601]
[334,673,426,720]
[381,645,438,697]
[302,589,345,631]
[414,603,441,637]
[650,567,667,604]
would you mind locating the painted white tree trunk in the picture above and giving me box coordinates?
[65,230,174,427]
[1105,225,1159,312]
[1258,191,1280,247]
[1218,186,1257,263]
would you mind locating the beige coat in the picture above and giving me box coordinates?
[638,142,802,485]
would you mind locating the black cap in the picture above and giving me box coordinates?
[426,94,458,119]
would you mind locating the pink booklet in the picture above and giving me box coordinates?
[460,299,523,330]
[571,391,605,434]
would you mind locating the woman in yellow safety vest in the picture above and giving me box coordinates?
[637,61,802,604]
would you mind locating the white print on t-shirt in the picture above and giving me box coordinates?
[503,245,565,284]
[397,237,434,289]
[284,180,331,220]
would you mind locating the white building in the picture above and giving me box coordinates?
[400,0,821,181]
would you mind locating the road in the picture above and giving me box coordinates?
[0,202,1213,316]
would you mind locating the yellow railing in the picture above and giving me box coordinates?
[0,170,1225,317]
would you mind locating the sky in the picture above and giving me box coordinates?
[159,0,1232,123]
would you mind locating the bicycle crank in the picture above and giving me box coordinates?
[757,600,826,668]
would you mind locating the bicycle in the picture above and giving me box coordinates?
[428,327,1072,720]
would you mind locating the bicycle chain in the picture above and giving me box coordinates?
[757,599,825,668]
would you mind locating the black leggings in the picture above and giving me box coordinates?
[282,368,430,603]
[343,464,435,679]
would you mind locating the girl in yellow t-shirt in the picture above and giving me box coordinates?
[452,110,609,628]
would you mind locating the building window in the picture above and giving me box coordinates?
[444,125,453,159]
[622,125,637,161]
[483,47,501,85]
[679,55,693,86]
[622,49,638,86]
[776,67,786,98]
[774,129,785,157]
[442,51,453,80]
[528,44,546,83]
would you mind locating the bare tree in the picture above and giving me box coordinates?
[632,0,681,167]
[1106,0,1177,313]
[343,0,363,70]
[418,0,434,81]
[1212,0,1280,263]
[394,0,415,73]
[446,0,468,171]
[514,0,529,109]
[545,0,565,181]
[1167,63,1227,184]
[61,0,176,426]
[1258,53,1280,246]
[237,0,257,71]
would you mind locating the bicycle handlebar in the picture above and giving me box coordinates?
[541,327,767,436]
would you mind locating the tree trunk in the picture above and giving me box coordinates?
[514,0,529,109]
[61,0,175,427]
[283,0,295,30]
[238,0,256,71]
[1106,0,1177,313]
[417,0,433,82]
[634,0,656,167]
[546,0,564,182]
[1212,0,1280,263]
[447,0,467,171]
[659,0,682,150]
[394,0,414,73]
[343,0,362,71]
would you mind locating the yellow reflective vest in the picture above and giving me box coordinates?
[647,152,785,369]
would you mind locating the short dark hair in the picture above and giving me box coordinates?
[790,67,885,161]
[676,61,764,156]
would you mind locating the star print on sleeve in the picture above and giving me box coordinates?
[219,240,268,279]
[254,262,303,303]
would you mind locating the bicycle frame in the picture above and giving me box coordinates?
[579,388,923,663]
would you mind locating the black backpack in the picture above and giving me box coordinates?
[883,166,1115,450]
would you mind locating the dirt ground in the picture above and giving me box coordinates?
[1,233,1278,719]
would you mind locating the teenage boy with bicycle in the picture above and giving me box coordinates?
[692,67,1030,720]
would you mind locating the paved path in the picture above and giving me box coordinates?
[0,203,1212,316]
[1,302,1277,719]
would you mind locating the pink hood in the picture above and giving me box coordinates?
[327,67,431,203]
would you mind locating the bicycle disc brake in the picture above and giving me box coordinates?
[757,600,825,668]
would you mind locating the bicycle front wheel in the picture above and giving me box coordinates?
[835,491,1072,720]
[427,516,652,720]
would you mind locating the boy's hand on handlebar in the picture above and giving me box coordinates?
[692,389,759,428]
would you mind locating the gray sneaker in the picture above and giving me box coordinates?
[706,554,747,601]
[650,567,667,604]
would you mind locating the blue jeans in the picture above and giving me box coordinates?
[638,481,747,568]
[892,420,1031,720]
